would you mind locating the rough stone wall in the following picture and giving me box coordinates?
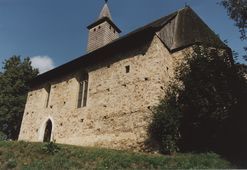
[19,35,187,151]
[87,21,119,53]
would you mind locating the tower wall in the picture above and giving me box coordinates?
[87,21,119,53]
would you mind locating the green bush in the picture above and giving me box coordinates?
[41,141,60,155]
[0,131,7,141]
[149,88,182,154]
[6,158,17,169]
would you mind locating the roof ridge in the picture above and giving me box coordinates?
[30,7,227,86]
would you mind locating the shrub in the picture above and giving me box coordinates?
[41,141,60,155]
[0,131,7,141]
[6,159,17,169]
[149,88,182,154]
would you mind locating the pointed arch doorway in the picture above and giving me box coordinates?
[43,119,52,142]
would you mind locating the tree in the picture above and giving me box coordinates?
[220,0,247,39]
[148,85,182,154]
[149,45,247,155]
[0,56,38,140]
[220,0,247,61]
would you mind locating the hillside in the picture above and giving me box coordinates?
[0,141,233,169]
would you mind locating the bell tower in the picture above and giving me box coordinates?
[87,0,121,53]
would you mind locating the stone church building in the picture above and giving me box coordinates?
[18,2,227,151]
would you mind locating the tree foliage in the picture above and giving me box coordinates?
[0,56,38,140]
[149,45,247,156]
[220,0,247,61]
[220,0,247,40]
[148,87,182,154]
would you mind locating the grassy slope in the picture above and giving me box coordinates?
[0,141,233,169]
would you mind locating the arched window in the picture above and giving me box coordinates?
[77,71,89,108]
[43,119,52,142]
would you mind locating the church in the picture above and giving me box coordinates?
[18,1,228,151]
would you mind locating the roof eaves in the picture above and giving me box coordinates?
[29,27,155,87]
[29,9,181,87]
[87,17,121,33]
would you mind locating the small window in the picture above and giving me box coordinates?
[113,30,116,33]
[98,26,101,29]
[109,26,112,30]
[94,28,96,32]
[77,71,89,108]
[125,65,130,73]
[45,84,51,108]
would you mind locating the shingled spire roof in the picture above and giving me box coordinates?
[99,1,112,20]
[87,1,121,32]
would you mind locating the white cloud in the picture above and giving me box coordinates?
[31,56,55,74]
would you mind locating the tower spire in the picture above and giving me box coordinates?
[99,1,112,20]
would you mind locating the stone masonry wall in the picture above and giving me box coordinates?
[19,35,186,151]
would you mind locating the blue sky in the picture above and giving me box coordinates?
[0,0,246,73]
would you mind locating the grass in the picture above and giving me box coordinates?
[0,141,233,169]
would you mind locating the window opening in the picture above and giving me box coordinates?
[125,65,130,73]
[77,71,89,108]
[45,84,51,108]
